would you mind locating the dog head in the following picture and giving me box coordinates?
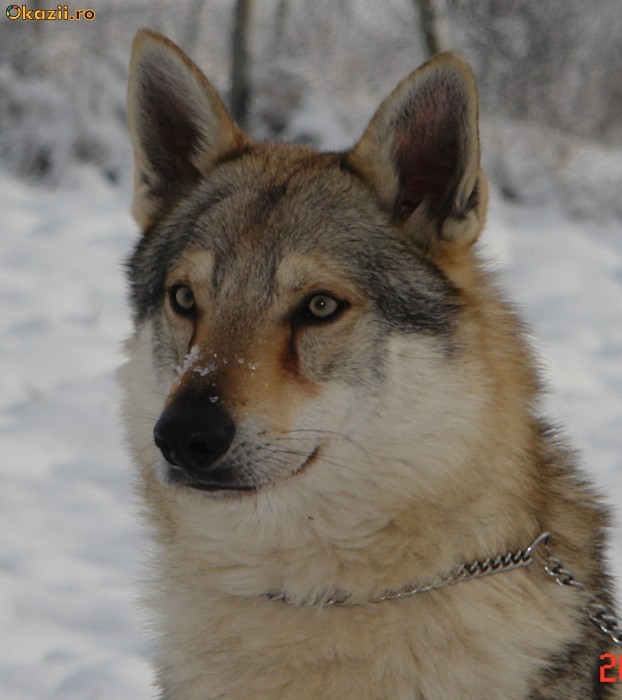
[126,30,491,499]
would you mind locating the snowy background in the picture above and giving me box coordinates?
[1,2,621,698]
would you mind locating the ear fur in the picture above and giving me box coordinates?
[348,53,487,251]
[127,29,247,228]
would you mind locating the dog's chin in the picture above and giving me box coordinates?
[162,446,322,496]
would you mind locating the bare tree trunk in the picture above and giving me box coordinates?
[230,0,254,128]
[413,0,450,57]
[181,0,205,56]
[273,0,290,51]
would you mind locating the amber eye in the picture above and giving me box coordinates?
[170,284,196,315]
[306,294,340,319]
[293,292,349,327]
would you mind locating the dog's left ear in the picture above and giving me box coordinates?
[348,53,487,251]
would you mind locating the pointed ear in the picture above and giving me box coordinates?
[347,53,487,251]
[127,29,248,228]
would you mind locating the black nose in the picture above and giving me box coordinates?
[153,396,236,477]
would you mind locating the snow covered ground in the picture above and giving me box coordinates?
[1,163,620,698]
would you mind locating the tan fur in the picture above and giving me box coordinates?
[121,29,617,699]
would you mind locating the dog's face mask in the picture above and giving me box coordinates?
[126,30,486,494]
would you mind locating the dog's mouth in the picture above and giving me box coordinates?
[292,445,321,476]
[167,465,257,493]
[166,445,322,493]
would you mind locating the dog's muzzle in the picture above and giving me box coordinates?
[153,395,248,491]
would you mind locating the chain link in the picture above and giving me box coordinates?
[541,538,622,646]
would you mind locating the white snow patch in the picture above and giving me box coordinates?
[174,344,201,377]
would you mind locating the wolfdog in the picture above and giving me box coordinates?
[120,28,620,699]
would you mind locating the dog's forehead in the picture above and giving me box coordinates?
[190,150,387,255]
[152,151,388,297]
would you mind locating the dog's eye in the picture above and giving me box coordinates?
[302,293,347,323]
[307,294,339,319]
[170,284,196,315]
[290,292,349,328]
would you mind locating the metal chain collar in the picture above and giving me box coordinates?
[265,531,622,646]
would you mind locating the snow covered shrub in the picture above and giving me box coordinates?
[0,57,130,186]
[0,64,77,183]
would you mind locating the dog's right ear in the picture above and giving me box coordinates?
[127,29,247,229]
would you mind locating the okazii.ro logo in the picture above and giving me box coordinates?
[6,4,96,20]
